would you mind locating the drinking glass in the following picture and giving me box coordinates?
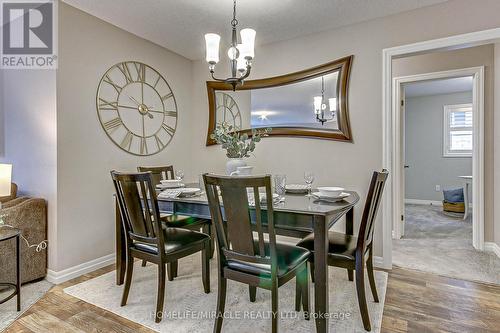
[274,174,287,199]
[198,174,205,191]
[304,171,315,196]
[175,170,185,182]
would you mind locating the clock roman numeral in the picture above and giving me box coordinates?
[154,135,165,150]
[134,63,146,83]
[117,63,134,84]
[140,137,148,155]
[99,98,118,111]
[121,131,133,151]
[161,123,175,137]
[103,117,122,133]
[153,74,161,89]
[103,75,123,94]
[164,111,177,117]
[161,92,173,102]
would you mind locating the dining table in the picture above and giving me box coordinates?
[114,185,360,333]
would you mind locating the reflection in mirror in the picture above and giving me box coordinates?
[214,71,339,131]
[207,55,353,145]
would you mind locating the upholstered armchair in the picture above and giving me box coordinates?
[0,197,47,284]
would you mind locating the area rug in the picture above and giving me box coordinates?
[64,255,387,333]
[393,204,500,285]
[0,279,53,332]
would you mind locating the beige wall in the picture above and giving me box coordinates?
[0,70,58,269]
[393,44,495,242]
[190,0,500,257]
[56,3,194,271]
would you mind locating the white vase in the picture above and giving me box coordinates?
[226,158,247,175]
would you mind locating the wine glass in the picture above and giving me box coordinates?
[274,174,287,200]
[175,170,185,182]
[304,171,315,196]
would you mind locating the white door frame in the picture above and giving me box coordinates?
[392,67,484,249]
[381,27,500,269]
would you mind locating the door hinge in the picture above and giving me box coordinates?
[401,100,404,107]
[401,214,404,221]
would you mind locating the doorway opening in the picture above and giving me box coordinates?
[390,73,496,282]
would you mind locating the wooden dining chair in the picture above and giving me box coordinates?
[204,174,311,333]
[296,170,388,331]
[138,165,214,280]
[111,171,211,323]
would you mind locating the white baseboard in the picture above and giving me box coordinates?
[485,242,500,258]
[404,199,443,206]
[373,256,390,269]
[405,198,473,207]
[47,253,115,284]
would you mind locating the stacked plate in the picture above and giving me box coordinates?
[158,187,203,199]
[312,187,350,202]
[285,184,309,194]
[156,179,185,190]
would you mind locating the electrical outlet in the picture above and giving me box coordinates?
[435,185,441,192]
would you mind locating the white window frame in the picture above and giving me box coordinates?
[443,103,473,157]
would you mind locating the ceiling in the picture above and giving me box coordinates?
[62,0,448,60]
[404,77,473,98]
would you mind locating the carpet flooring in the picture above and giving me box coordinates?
[0,279,53,332]
[393,204,500,284]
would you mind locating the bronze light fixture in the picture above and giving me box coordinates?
[313,76,337,125]
[204,0,256,91]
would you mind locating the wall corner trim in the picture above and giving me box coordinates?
[484,242,500,258]
[46,253,115,284]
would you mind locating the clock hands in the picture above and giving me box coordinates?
[124,95,154,119]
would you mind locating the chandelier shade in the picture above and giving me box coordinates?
[204,33,221,64]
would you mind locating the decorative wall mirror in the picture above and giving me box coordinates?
[206,55,353,145]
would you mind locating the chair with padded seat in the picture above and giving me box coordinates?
[204,174,311,333]
[296,169,388,331]
[138,166,214,280]
[111,171,211,323]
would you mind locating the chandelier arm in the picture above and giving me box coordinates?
[210,71,226,82]
[239,65,252,81]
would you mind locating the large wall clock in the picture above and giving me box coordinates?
[96,61,177,156]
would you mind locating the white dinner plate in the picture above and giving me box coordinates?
[156,183,185,189]
[311,192,350,202]
[179,188,202,197]
[285,184,308,194]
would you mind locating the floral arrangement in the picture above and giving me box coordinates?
[210,123,271,158]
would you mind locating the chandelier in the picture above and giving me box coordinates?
[204,0,256,91]
[313,76,337,125]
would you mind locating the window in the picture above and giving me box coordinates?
[443,104,473,157]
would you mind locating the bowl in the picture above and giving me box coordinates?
[317,186,345,197]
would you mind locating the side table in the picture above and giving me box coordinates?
[0,227,21,311]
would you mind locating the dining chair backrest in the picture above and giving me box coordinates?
[137,166,175,187]
[111,171,165,258]
[357,169,389,250]
[203,174,278,279]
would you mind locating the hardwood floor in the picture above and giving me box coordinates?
[4,265,500,333]
[382,267,500,333]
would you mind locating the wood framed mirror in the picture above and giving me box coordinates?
[206,55,353,145]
